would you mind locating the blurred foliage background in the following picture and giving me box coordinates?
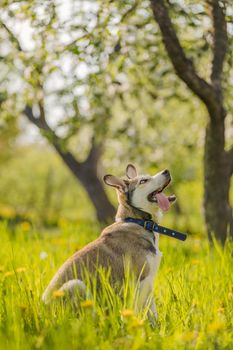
[0,0,232,237]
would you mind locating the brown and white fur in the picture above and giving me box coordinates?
[42,164,176,320]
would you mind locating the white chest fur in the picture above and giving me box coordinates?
[137,232,162,313]
[147,232,163,280]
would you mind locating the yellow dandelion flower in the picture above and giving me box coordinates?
[217,307,225,313]
[192,299,199,307]
[20,222,31,232]
[121,309,134,318]
[129,317,144,329]
[181,331,196,342]
[52,290,65,298]
[165,267,173,273]
[16,267,27,273]
[191,259,200,265]
[52,238,65,246]
[80,300,94,308]
[0,266,5,273]
[208,320,225,334]
[1,206,16,219]
[228,292,233,301]
[4,271,14,278]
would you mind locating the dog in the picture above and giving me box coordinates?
[42,164,177,320]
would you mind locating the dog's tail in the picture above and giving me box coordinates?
[42,278,88,304]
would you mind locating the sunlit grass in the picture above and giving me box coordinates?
[0,221,232,349]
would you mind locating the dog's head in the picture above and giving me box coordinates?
[104,164,176,220]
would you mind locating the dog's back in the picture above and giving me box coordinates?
[42,222,154,304]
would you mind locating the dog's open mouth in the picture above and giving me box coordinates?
[148,179,176,211]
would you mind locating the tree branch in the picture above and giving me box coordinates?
[84,137,103,169]
[24,104,66,148]
[23,105,49,131]
[23,104,83,171]
[0,21,23,52]
[24,104,102,171]
[0,23,82,169]
[121,1,139,22]
[150,0,217,109]
[210,0,228,94]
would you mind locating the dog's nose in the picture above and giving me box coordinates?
[162,169,170,178]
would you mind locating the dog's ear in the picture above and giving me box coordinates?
[103,175,127,193]
[126,164,137,179]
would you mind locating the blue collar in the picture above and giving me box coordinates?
[124,217,187,241]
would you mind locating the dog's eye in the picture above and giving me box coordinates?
[139,179,148,184]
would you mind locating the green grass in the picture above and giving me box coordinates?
[0,221,232,350]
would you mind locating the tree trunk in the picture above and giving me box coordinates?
[150,0,232,244]
[77,163,116,224]
[53,144,116,223]
[204,114,233,244]
[23,105,116,224]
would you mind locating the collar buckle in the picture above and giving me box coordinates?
[143,220,154,231]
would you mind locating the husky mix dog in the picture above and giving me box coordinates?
[42,164,178,320]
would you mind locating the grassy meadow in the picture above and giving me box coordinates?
[1,0,233,348]
[0,219,232,350]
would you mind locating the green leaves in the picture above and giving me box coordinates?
[0,0,232,201]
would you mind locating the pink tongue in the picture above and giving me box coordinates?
[155,193,171,211]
